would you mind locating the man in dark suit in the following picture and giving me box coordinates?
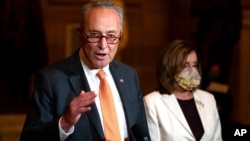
[20,0,150,141]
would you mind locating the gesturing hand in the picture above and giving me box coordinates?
[60,90,97,132]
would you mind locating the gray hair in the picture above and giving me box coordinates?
[80,0,124,32]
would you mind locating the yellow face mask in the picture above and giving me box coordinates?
[175,68,201,91]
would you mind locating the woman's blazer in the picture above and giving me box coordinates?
[144,89,222,141]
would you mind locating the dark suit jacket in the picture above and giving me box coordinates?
[20,49,149,141]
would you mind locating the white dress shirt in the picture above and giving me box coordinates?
[81,61,128,140]
[59,52,128,141]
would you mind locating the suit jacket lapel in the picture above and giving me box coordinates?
[109,63,128,100]
[162,94,193,136]
[67,50,104,139]
[109,62,133,131]
[194,93,208,133]
[109,62,127,106]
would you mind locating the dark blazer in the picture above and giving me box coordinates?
[20,49,150,141]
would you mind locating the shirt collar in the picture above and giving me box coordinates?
[79,47,110,77]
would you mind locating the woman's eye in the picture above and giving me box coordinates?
[193,64,198,68]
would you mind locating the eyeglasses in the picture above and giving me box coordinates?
[83,32,121,44]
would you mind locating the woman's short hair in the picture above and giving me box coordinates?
[157,39,201,94]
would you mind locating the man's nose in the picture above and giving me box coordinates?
[98,36,108,49]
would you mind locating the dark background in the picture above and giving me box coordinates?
[0,0,250,140]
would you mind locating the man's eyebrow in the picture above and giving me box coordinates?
[88,30,100,33]
[107,30,117,34]
[88,30,117,34]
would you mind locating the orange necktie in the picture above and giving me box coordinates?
[97,70,121,141]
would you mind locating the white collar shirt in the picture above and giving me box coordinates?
[80,60,128,140]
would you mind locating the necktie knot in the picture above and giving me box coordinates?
[97,70,105,80]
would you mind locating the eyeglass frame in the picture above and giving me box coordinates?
[81,31,122,44]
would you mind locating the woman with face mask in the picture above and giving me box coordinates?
[143,39,223,141]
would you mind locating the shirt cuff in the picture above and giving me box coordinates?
[58,117,74,141]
